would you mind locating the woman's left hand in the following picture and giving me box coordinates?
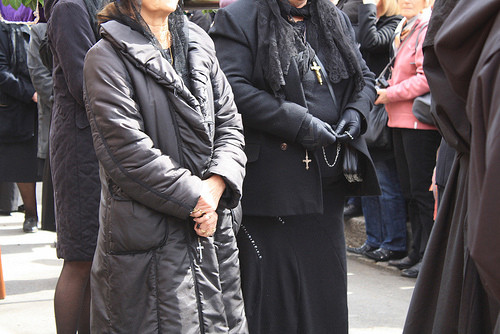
[334,109,363,143]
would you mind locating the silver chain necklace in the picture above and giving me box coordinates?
[322,142,342,167]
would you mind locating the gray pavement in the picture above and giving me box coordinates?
[0,184,415,333]
[0,211,59,334]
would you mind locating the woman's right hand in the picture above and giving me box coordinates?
[193,211,218,238]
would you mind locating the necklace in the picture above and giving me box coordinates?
[158,26,171,49]
[322,142,342,167]
[168,46,173,65]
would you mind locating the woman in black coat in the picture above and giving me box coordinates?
[45,0,102,331]
[0,16,40,233]
[83,0,247,331]
[211,0,379,332]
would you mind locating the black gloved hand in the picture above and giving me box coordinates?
[296,114,337,151]
[334,109,362,143]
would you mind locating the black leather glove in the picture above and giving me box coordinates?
[334,109,363,143]
[296,114,337,151]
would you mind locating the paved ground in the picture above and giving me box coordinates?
[0,184,415,333]
[0,212,59,334]
[348,256,415,333]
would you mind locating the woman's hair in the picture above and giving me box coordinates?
[97,0,134,25]
[379,0,399,17]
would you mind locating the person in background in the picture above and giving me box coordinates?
[45,0,103,331]
[27,7,56,232]
[335,0,365,221]
[219,0,239,6]
[185,10,214,32]
[210,0,379,331]
[0,182,19,216]
[375,0,440,278]
[0,4,41,233]
[83,0,247,331]
[348,0,407,262]
[337,0,362,33]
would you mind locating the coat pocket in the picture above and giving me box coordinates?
[107,197,169,254]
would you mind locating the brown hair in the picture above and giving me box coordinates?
[97,0,134,25]
[379,0,400,17]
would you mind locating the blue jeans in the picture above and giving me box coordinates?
[361,157,407,252]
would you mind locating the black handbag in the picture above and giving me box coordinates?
[343,143,363,183]
[364,103,392,150]
[412,92,434,125]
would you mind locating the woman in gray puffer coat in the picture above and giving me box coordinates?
[83,0,248,333]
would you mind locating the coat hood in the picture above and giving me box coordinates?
[435,0,500,99]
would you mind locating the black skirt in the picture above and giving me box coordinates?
[237,183,347,334]
[0,136,41,183]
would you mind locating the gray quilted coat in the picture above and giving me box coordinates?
[83,20,248,333]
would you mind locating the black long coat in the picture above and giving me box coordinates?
[0,21,39,183]
[84,20,247,333]
[0,21,36,144]
[210,0,379,217]
[403,0,500,333]
[47,0,100,261]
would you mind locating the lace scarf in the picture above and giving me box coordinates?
[257,0,365,96]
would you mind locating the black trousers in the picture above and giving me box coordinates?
[392,128,441,261]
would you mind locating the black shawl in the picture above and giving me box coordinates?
[257,0,365,95]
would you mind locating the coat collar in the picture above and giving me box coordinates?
[100,20,200,110]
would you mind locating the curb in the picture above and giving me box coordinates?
[344,215,405,276]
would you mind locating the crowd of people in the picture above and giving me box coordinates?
[343,0,439,281]
[0,0,498,332]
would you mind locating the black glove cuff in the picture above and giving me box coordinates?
[296,113,313,143]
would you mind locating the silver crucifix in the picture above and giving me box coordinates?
[196,237,204,263]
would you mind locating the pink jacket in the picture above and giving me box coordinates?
[386,9,437,130]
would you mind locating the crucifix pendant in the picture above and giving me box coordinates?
[303,150,312,170]
[196,237,204,263]
[310,61,323,85]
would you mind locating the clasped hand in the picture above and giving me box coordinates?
[190,174,226,237]
[334,109,362,143]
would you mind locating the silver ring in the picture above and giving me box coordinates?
[344,131,354,140]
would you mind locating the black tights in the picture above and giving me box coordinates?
[54,261,92,334]
[16,182,37,219]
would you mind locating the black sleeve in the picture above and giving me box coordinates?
[210,8,308,142]
[358,6,402,54]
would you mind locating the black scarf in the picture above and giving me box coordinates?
[257,0,365,96]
